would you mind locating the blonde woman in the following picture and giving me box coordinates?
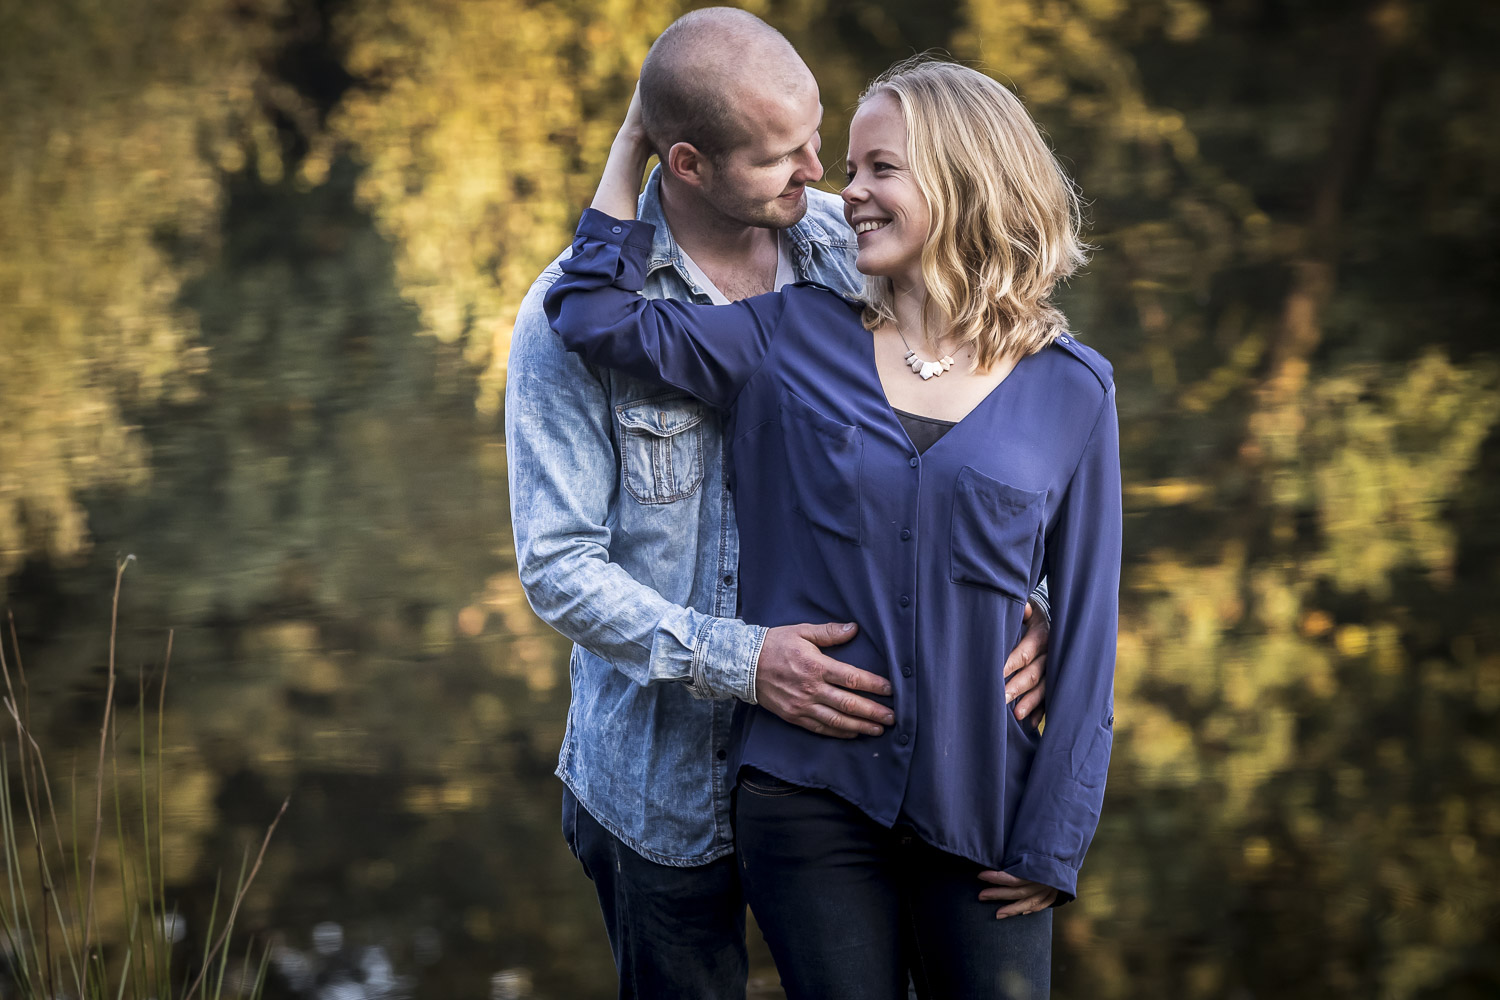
[545,56,1121,999]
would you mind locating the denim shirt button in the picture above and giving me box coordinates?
[716,749,727,760]
[723,574,734,586]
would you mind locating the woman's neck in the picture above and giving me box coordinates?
[891,284,950,353]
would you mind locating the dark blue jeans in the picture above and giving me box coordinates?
[563,788,747,1000]
[734,771,1052,1000]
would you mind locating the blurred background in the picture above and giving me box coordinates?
[2,0,1497,996]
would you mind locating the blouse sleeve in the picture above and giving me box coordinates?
[542,208,785,409]
[1000,384,1122,904]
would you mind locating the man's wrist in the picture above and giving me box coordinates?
[688,618,766,703]
[1028,590,1051,629]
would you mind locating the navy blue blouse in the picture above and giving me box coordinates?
[544,209,1122,901]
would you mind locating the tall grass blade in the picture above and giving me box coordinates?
[85,556,133,961]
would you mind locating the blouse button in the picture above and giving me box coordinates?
[897,733,910,746]
[899,595,910,607]
[908,457,918,468]
[901,665,913,677]
[899,529,911,541]
[611,225,623,234]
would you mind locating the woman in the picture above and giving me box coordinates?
[545,56,1120,999]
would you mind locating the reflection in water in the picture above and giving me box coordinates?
[3,0,1499,997]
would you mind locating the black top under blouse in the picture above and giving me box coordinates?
[892,406,958,454]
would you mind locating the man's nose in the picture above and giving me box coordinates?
[794,145,824,184]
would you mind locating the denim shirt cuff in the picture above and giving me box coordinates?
[688,618,766,704]
[1028,585,1051,629]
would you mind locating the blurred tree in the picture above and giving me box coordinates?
[0,0,297,581]
[323,0,681,410]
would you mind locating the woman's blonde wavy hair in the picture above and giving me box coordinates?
[858,56,1088,371]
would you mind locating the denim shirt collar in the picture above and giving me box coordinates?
[639,166,856,286]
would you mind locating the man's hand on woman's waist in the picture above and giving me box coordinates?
[754,622,894,738]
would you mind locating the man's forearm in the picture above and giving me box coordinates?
[507,270,762,701]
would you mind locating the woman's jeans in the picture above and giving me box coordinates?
[735,771,1051,1000]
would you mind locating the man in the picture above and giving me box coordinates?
[507,9,1050,997]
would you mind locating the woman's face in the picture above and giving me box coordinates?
[842,92,930,289]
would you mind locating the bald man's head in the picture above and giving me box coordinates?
[640,7,814,164]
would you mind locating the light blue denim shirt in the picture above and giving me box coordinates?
[506,170,863,865]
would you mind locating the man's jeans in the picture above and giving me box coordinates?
[563,789,747,999]
[734,772,1052,1000]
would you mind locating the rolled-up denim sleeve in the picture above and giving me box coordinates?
[507,268,764,702]
[1001,384,1121,903]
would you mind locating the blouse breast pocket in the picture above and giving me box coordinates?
[949,466,1047,603]
[616,394,708,505]
[779,391,863,544]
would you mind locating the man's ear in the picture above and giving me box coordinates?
[664,141,712,189]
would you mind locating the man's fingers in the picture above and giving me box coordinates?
[797,706,874,739]
[1013,676,1046,723]
[1003,621,1049,678]
[818,659,893,697]
[1004,656,1041,703]
[801,621,859,647]
[815,684,894,727]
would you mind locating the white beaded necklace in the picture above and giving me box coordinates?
[893,317,955,380]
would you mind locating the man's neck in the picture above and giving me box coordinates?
[658,176,779,273]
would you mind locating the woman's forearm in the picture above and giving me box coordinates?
[590,85,652,220]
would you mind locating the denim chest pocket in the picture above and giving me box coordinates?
[616,394,708,504]
[949,466,1047,602]
[779,391,863,544]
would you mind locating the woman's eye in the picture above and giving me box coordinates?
[873,162,894,173]
[844,168,856,181]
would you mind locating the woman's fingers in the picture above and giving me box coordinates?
[993,887,1057,919]
[978,884,1033,901]
[977,871,1057,917]
[977,870,1027,886]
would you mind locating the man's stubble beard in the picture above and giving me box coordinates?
[713,186,809,232]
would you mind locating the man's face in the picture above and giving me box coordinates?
[699,80,825,230]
